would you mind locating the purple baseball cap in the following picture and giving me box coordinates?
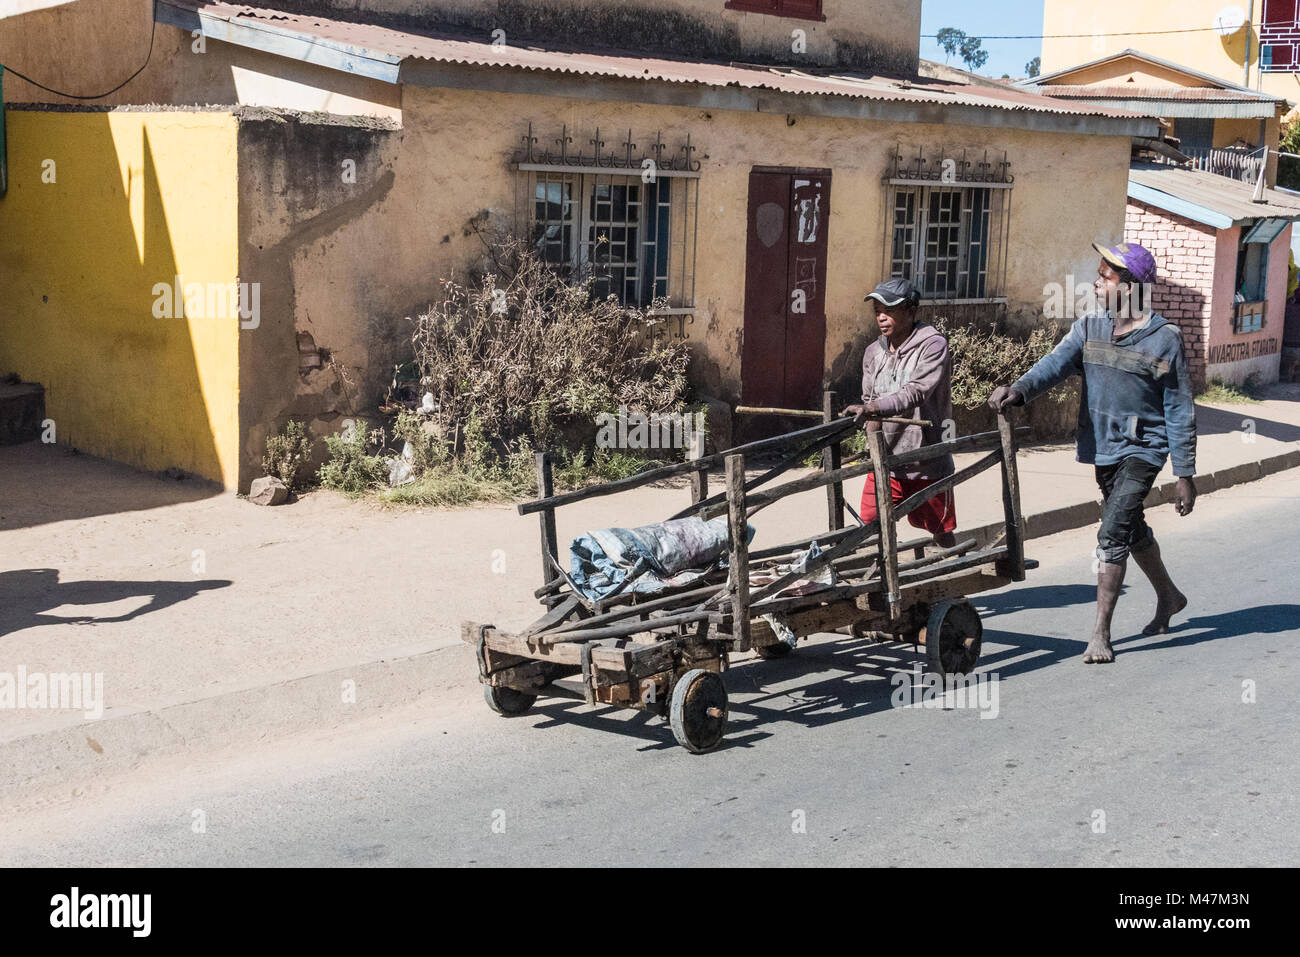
[1092,240,1156,284]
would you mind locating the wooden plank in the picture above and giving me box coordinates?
[668,419,854,522]
[884,428,1003,470]
[996,411,1027,582]
[540,610,720,644]
[535,452,559,590]
[516,417,854,516]
[688,429,708,504]
[726,453,752,651]
[866,428,901,620]
[823,391,845,532]
[893,450,1002,520]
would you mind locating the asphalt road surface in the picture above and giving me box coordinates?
[2,470,1296,867]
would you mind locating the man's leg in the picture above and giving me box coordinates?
[1130,538,1188,635]
[899,477,957,549]
[1086,558,1125,664]
[1085,459,1159,663]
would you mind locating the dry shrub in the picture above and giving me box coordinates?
[933,317,1071,410]
[411,236,690,456]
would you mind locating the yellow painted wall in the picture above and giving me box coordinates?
[1041,0,1300,110]
[0,110,241,486]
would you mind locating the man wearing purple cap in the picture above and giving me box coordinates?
[989,241,1198,664]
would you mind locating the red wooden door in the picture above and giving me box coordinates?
[740,169,831,409]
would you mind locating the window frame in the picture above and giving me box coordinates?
[886,183,1009,303]
[724,0,826,23]
[522,169,698,312]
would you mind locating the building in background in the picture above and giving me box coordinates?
[1041,0,1300,118]
[1,0,1154,489]
[1125,163,1300,387]
[1020,48,1289,185]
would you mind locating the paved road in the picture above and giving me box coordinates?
[2,470,1297,866]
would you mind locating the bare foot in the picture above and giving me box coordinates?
[1083,632,1114,664]
[1143,591,1187,635]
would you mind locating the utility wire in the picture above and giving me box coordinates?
[925,26,1248,40]
[0,0,158,101]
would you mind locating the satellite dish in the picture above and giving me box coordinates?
[1213,5,1248,37]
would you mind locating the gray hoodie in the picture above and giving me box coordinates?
[861,322,954,481]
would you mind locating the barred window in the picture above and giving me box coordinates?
[888,185,1008,301]
[528,172,693,309]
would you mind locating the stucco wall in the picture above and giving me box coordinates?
[0,109,242,486]
[269,0,922,73]
[0,1,399,117]
[229,86,1133,485]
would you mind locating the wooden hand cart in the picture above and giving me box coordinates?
[462,396,1034,753]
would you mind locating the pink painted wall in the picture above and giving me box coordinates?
[1205,223,1288,384]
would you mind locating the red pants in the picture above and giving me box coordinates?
[859,473,957,537]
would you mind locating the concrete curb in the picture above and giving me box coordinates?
[0,643,470,802]
[3,447,1297,801]
[965,447,1300,549]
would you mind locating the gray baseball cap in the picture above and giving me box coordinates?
[865,277,921,307]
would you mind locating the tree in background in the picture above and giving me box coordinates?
[936,27,964,63]
[1278,119,1300,191]
[959,35,989,72]
[1025,56,1041,77]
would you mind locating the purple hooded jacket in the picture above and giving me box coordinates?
[861,322,955,481]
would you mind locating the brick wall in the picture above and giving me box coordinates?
[1124,201,1215,389]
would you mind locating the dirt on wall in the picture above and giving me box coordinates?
[229,0,917,75]
[236,110,404,489]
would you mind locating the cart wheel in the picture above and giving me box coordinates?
[669,669,728,753]
[925,599,983,676]
[483,684,537,716]
[753,640,793,659]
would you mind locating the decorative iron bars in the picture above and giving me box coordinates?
[514,125,700,311]
[886,144,1014,186]
[883,146,1012,302]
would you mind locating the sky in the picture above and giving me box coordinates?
[919,0,1047,79]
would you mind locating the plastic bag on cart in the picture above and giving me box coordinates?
[569,516,755,602]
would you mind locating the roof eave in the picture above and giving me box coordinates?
[399,58,1159,136]
[1128,179,1300,228]
[158,1,1155,137]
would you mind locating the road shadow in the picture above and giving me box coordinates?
[1114,603,1300,654]
[523,596,1295,751]
[974,583,1097,617]
[0,568,232,639]
[1194,402,1300,443]
[0,444,221,532]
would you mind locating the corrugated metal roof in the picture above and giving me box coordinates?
[1026,85,1280,103]
[157,0,1151,121]
[1129,163,1300,226]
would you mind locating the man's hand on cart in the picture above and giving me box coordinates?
[844,401,884,431]
[987,385,1025,412]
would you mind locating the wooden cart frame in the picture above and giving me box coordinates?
[463,396,1032,752]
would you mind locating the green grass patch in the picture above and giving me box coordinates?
[1198,375,1263,405]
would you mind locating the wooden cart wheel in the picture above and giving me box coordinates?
[925,599,983,676]
[753,640,793,659]
[483,684,537,716]
[669,669,728,753]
